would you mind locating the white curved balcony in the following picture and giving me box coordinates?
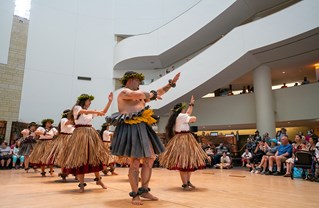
[113,0,294,70]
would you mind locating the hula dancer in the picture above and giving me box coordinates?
[58,93,112,193]
[30,119,58,176]
[100,123,118,176]
[160,96,208,190]
[46,109,74,181]
[19,122,38,172]
[109,71,180,205]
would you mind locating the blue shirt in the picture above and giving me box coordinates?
[277,144,292,157]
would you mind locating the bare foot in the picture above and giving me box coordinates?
[132,196,143,205]
[96,180,107,189]
[79,187,84,193]
[188,182,196,189]
[140,192,159,201]
[182,186,193,191]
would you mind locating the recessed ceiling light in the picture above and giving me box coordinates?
[282,71,286,74]
[287,122,290,123]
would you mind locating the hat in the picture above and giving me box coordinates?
[28,122,37,128]
[41,119,54,125]
[269,138,278,143]
[120,71,144,86]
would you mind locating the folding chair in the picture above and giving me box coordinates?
[291,151,313,180]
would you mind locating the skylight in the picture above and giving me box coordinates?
[14,0,32,19]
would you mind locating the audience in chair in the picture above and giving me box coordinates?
[0,141,12,169]
[266,136,292,176]
[249,140,267,173]
[12,140,24,169]
[255,138,279,174]
[283,134,306,177]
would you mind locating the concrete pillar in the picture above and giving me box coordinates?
[253,65,276,138]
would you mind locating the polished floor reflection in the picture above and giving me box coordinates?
[1,167,318,208]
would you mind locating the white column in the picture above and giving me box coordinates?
[253,65,276,138]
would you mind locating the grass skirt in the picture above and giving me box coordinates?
[45,134,72,165]
[159,133,208,172]
[18,137,37,156]
[29,140,53,165]
[111,122,164,158]
[103,142,119,164]
[57,126,110,175]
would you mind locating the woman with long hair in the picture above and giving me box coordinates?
[160,96,208,190]
[19,122,38,172]
[29,119,58,176]
[57,93,112,193]
[46,109,74,181]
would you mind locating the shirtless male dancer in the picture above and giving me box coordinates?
[110,71,180,205]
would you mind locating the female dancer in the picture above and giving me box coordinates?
[100,123,118,176]
[30,119,58,176]
[160,96,208,190]
[19,122,38,172]
[46,109,74,181]
[58,93,112,192]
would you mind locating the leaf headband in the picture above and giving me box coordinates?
[77,94,94,101]
[172,102,187,112]
[120,72,145,86]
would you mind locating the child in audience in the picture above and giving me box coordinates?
[12,141,24,169]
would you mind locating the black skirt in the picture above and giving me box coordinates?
[111,122,165,158]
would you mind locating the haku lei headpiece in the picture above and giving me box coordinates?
[120,71,145,86]
[172,102,187,112]
[77,94,94,101]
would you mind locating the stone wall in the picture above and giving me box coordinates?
[0,15,29,141]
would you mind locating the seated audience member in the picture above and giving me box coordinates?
[213,143,229,164]
[0,141,13,169]
[12,140,24,169]
[263,132,271,145]
[283,134,306,177]
[205,146,214,167]
[214,152,231,169]
[250,140,267,173]
[276,128,288,144]
[241,148,252,167]
[266,136,292,176]
[255,139,279,174]
[305,129,314,143]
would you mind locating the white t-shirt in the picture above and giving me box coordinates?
[60,118,74,134]
[220,156,231,164]
[37,127,58,140]
[241,152,252,159]
[174,113,191,132]
[102,130,112,142]
[73,105,96,125]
